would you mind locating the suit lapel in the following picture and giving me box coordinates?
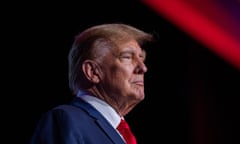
[70,97,125,144]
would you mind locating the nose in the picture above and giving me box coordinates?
[135,60,148,74]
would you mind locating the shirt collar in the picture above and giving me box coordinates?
[77,90,121,128]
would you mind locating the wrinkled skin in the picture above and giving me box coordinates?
[83,40,147,116]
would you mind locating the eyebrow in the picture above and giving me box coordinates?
[119,49,146,60]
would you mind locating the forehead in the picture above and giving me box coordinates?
[115,40,144,53]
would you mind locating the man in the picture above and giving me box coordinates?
[30,23,154,144]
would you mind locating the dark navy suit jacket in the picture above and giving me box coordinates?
[30,97,125,144]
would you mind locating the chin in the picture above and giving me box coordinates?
[129,88,145,100]
[139,94,145,101]
[134,92,145,101]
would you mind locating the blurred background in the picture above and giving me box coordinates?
[4,0,240,144]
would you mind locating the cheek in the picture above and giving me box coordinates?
[114,67,132,80]
[107,67,131,85]
[103,62,134,84]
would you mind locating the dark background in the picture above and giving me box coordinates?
[4,0,240,144]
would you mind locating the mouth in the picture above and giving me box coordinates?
[133,81,144,86]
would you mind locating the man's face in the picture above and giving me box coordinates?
[99,40,147,105]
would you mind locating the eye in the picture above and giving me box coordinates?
[121,54,132,59]
[119,52,133,59]
[139,55,145,62]
[140,51,146,62]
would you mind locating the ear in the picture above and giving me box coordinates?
[82,60,100,83]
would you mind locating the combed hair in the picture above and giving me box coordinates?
[68,23,154,95]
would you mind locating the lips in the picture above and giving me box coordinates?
[132,81,144,86]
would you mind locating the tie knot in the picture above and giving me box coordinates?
[118,119,130,129]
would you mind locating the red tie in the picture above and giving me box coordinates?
[117,119,137,144]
